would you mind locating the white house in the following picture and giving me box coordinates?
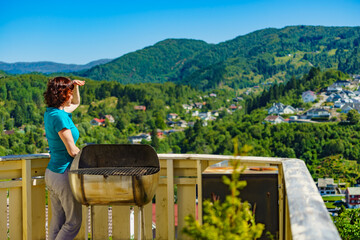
[327,84,342,93]
[334,80,351,87]
[191,111,199,117]
[306,108,331,119]
[167,113,179,121]
[199,112,212,121]
[317,178,338,195]
[128,134,151,144]
[302,90,317,103]
[182,104,193,111]
[283,105,297,114]
[263,115,286,124]
[268,103,296,115]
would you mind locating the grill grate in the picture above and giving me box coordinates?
[70,167,159,176]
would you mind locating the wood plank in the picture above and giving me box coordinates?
[0,189,7,238]
[0,180,22,189]
[0,170,22,180]
[9,187,22,240]
[0,160,22,171]
[31,168,46,177]
[177,184,196,240]
[196,160,203,225]
[30,158,49,169]
[155,184,168,240]
[22,159,32,240]
[174,169,197,177]
[112,206,130,240]
[278,164,284,240]
[75,205,89,240]
[32,185,46,239]
[160,178,197,185]
[47,189,52,235]
[166,160,175,240]
[92,205,108,240]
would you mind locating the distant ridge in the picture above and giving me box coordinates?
[0,59,113,74]
[80,25,360,90]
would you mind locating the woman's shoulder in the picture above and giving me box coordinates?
[46,108,68,119]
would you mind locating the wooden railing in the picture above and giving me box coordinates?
[0,154,340,240]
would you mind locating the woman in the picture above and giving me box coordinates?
[43,76,85,240]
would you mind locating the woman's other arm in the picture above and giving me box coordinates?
[58,128,80,157]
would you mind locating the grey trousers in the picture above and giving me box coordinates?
[45,168,82,240]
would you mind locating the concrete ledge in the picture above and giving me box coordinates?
[282,159,341,240]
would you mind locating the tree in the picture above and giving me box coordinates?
[347,109,360,124]
[333,208,360,240]
[151,128,160,150]
[182,144,264,239]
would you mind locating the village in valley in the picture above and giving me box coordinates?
[264,74,360,124]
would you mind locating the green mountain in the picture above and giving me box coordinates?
[0,59,112,74]
[80,26,360,90]
[81,39,211,84]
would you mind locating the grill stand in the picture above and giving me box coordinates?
[138,206,145,240]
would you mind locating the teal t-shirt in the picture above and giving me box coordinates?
[44,107,79,173]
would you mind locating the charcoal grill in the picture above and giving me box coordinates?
[68,144,160,240]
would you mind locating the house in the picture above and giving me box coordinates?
[233,97,244,102]
[305,108,331,119]
[90,118,105,126]
[167,113,179,121]
[268,103,296,115]
[326,93,341,102]
[283,105,296,114]
[166,121,176,127]
[341,103,360,113]
[191,111,199,117]
[182,104,193,111]
[199,112,211,121]
[134,105,146,111]
[334,98,353,108]
[209,93,217,97]
[3,130,15,135]
[105,115,115,123]
[334,80,351,87]
[345,187,360,208]
[176,120,188,128]
[212,111,219,117]
[229,104,239,111]
[268,103,285,115]
[263,115,286,124]
[302,91,317,103]
[327,84,342,93]
[194,102,205,109]
[317,178,338,195]
[128,133,151,144]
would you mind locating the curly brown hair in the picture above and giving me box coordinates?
[44,77,74,108]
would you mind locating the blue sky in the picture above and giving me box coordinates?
[1,0,359,64]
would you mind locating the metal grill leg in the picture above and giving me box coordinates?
[138,206,145,240]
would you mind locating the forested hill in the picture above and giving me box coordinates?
[81,39,211,84]
[80,26,360,90]
[0,59,112,74]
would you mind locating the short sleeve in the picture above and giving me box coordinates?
[53,113,71,133]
